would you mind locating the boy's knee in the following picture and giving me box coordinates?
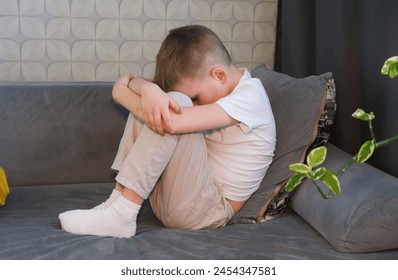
[167,91,193,107]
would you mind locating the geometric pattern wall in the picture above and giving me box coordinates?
[0,0,277,82]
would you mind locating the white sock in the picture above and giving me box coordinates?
[92,189,121,209]
[59,195,141,238]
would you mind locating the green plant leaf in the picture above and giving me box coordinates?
[352,109,375,121]
[307,146,327,168]
[285,173,308,192]
[319,169,341,195]
[289,163,311,174]
[312,167,326,181]
[357,140,375,163]
[381,56,398,78]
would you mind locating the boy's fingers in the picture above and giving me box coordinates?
[118,74,131,86]
[154,112,165,136]
[161,107,173,133]
[145,112,155,132]
[168,97,182,114]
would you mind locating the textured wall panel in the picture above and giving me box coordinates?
[0,0,277,81]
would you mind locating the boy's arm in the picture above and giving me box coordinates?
[112,74,145,121]
[168,104,237,134]
[128,78,182,135]
[128,77,238,134]
[113,75,237,135]
[112,75,181,135]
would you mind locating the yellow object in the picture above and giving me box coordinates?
[0,167,10,206]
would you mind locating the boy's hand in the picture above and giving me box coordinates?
[112,74,133,106]
[140,83,181,135]
[114,73,133,88]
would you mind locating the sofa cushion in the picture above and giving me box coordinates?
[229,65,335,224]
[290,144,398,253]
[0,82,128,186]
[3,182,398,259]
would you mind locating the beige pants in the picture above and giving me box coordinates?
[111,92,234,230]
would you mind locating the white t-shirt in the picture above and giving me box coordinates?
[204,69,276,201]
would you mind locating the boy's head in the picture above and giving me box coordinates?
[154,25,232,92]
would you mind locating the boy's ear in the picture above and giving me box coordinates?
[210,67,227,83]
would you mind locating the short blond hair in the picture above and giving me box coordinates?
[153,25,232,92]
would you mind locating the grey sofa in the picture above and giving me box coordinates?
[1,66,398,259]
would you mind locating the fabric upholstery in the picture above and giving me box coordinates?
[1,182,397,259]
[230,65,334,224]
[0,82,128,186]
[290,144,398,253]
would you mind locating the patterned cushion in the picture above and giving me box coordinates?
[263,76,336,221]
[229,65,336,224]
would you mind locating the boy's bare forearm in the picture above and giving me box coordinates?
[127,77,155,96]
[169,104,237,134]
[112,81,144,121]
[113,77,236,135]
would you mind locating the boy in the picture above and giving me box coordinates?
[59,25,276,238]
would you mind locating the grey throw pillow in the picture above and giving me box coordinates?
[229,65,335,224]
[290,144,398,253]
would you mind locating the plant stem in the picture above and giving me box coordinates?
[312,178,333,199]
[324,133,397,198]
[375,134,398,148]
[369,119,376,141]
[337,134,397,177]
[337,155,358,178]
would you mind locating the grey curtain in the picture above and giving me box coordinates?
[275,0,398,177]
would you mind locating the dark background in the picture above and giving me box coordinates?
[275,0,398,177]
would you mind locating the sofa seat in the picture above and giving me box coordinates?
[1,181,397,259]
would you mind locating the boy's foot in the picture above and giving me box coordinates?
[59,195,140,238]
[92,189,121,209]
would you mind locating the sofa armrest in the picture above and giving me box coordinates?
[290,144,398,253]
